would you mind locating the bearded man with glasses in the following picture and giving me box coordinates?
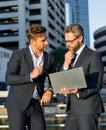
[60,24,104,130]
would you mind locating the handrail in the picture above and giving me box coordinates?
[0,90,106,129]
[0,91,8,98]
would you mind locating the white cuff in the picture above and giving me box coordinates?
[30,74,33,82]
[76,93,79,98]
[63,66,69,70]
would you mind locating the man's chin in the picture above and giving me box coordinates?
[43,48,47,51]
[44,46,48,51]
[69,48,74,52]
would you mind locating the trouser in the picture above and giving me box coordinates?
[7,99,46,130]
[64,113,98,130]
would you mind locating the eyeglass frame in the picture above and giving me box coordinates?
[64,35,81,44]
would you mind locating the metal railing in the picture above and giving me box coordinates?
[0,90,106,129]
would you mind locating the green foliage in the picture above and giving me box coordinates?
[51,47,67,70]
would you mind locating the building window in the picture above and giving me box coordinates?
[30,20,41,25]
[0,18,18,25]
[30,9,41,15]
[29,0,40,4]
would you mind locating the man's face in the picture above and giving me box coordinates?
[31,33,48,52]
[65,32,83,52]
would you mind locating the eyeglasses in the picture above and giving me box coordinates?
[65,35,80,44]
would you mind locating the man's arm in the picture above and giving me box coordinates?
[78,52,103,99]
[60,52,103,99]
[5,51,32,85]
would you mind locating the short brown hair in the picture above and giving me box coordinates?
[27,24,46,42]
[65,24,84,37]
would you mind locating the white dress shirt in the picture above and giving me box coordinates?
[29,46,44,99]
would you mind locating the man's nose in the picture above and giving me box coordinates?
[45,40,48,45]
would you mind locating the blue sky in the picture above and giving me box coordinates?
[88,0,106,48]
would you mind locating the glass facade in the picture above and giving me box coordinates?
[67,0,90,46]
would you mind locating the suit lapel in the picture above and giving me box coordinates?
[25,47,34,71]
[25,49,48,72]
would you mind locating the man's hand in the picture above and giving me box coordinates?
[69,89,78,94]
[30,66,43,79]
[60,87,78,95]
[64,51,75,68]
[40,90,52,105]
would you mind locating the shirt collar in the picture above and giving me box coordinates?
[76,44,85,56]
[29,45,43,60]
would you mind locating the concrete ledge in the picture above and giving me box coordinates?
[99,123,106,126]
[0,91,8,98]
[0,125,9,128]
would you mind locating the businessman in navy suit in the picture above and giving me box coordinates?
[60,24,104,130]
[5,24,55,130]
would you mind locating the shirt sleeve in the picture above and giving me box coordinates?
[63,65,69,70]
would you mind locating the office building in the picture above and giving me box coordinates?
[65,0,72,25]
[94,26,106,85]
[0,47,12,82]
[65,0,90,46]
[0,0,65,53]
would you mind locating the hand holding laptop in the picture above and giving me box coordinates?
[49,67,87,94]
[60,87,78,95]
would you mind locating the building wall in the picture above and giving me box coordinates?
[0,0,65,53]
[67,0,90,47]
[65,0,72,26]
[94,26,106,85]
[0,47,12,82]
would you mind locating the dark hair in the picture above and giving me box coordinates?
[27,24,46,42]
[64,24,84,37]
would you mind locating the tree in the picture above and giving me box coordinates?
[51,47,67,71]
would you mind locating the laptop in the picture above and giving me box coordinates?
[49,67,87,93]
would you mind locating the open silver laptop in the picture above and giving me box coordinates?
[49,67,87,93]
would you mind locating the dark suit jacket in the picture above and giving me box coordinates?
[5,47,55,111]
[66,45,104,115]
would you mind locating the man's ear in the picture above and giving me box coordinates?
[79,35,83,43]
[30,39,35,45]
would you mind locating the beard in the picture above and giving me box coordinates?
[68,47,75,52]
[68,42,80,52]
[38,45,47,52]
[43,45,48,51]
